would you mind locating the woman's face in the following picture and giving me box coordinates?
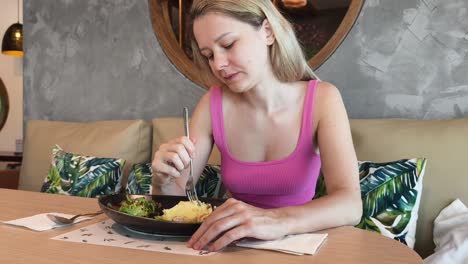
[193,12,274,92]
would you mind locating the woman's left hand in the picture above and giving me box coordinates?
[187,198,289,252]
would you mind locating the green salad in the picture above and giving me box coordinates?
[118,195,161,217]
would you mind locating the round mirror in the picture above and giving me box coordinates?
[0,78,9,131]
[149,0,364,89]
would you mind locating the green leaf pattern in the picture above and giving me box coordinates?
[196,165,227,199]
[41,145,125,198]
[357,158,426,245]
[126,163,153,195]
[314,158,426,247]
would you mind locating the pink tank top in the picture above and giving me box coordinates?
[209,80,321,209]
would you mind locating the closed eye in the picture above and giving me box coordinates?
[204,41,235,61]
[223,41,235,49]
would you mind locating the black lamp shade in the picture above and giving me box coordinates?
[2,23,23,57]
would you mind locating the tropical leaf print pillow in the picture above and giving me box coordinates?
[126,163,152,195]
[126,163,227,199]
[41,145,126,198]
[196,165,227,199]
[314,158,427,248]
[357,158,426,248]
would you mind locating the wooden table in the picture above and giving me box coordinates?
[0,189,422,263]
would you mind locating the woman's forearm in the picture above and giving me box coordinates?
[274,189,363,234]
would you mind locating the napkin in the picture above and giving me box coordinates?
[3,213,93,231]
[236,233,328,255]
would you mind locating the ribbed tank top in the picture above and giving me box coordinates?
[210,80,321,209]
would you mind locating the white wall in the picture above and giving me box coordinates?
[0,0,23,152]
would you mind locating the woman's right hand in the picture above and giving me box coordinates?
[151,136,196,187]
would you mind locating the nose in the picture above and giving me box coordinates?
[212,51,228,71]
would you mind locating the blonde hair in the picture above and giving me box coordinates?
[190,0,320,85]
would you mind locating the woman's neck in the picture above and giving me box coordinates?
[240,77,303,115]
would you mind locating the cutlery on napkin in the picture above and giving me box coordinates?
[2,213,93,231]
[235,233,328,255]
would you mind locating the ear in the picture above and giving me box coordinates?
[261,19,275,46]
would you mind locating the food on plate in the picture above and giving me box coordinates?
[118,195,161,217]
[115,195,215,223]
[155,201,213,223]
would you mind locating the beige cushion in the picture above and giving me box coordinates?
[152,118,221,164]
[350,118,468,258]
[20,119,152,192]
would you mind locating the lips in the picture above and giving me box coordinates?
[223,72,239,81]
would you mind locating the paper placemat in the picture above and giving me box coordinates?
[51,219,216,256]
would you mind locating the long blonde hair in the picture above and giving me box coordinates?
[190,0,320,85]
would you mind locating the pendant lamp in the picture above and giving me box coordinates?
[2,0,23,57]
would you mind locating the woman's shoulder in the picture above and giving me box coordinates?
[315,80,338,90]
[312,81,346,123]
[199,84,221,100]
[296,80,342,103]
[197,89,213,112]
[196,84,227,114]
[315,81,343,103]
[192,90,213,132]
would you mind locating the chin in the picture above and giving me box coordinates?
[225,79,253,93]
[216,73,250,93]
[226,83,250,93]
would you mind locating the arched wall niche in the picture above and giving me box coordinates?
[149,0,364,89]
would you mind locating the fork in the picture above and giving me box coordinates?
[183,107,201,205]
[47,210,103,225]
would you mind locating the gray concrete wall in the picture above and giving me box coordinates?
[23,0,205,122]
[317,0,468,119]
[24,0,468,122]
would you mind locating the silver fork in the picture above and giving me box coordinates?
[183,107,201,205]
[47,210,103,225]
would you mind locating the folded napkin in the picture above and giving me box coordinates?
[3,213,93,231]
[424,199,468,264]
[236,233,328,255]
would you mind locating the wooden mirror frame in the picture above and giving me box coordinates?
[0,78,10,132]
[149,0,364,89]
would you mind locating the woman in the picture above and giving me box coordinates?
[151,0,362,252]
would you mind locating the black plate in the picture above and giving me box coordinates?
[98,193,225,236]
